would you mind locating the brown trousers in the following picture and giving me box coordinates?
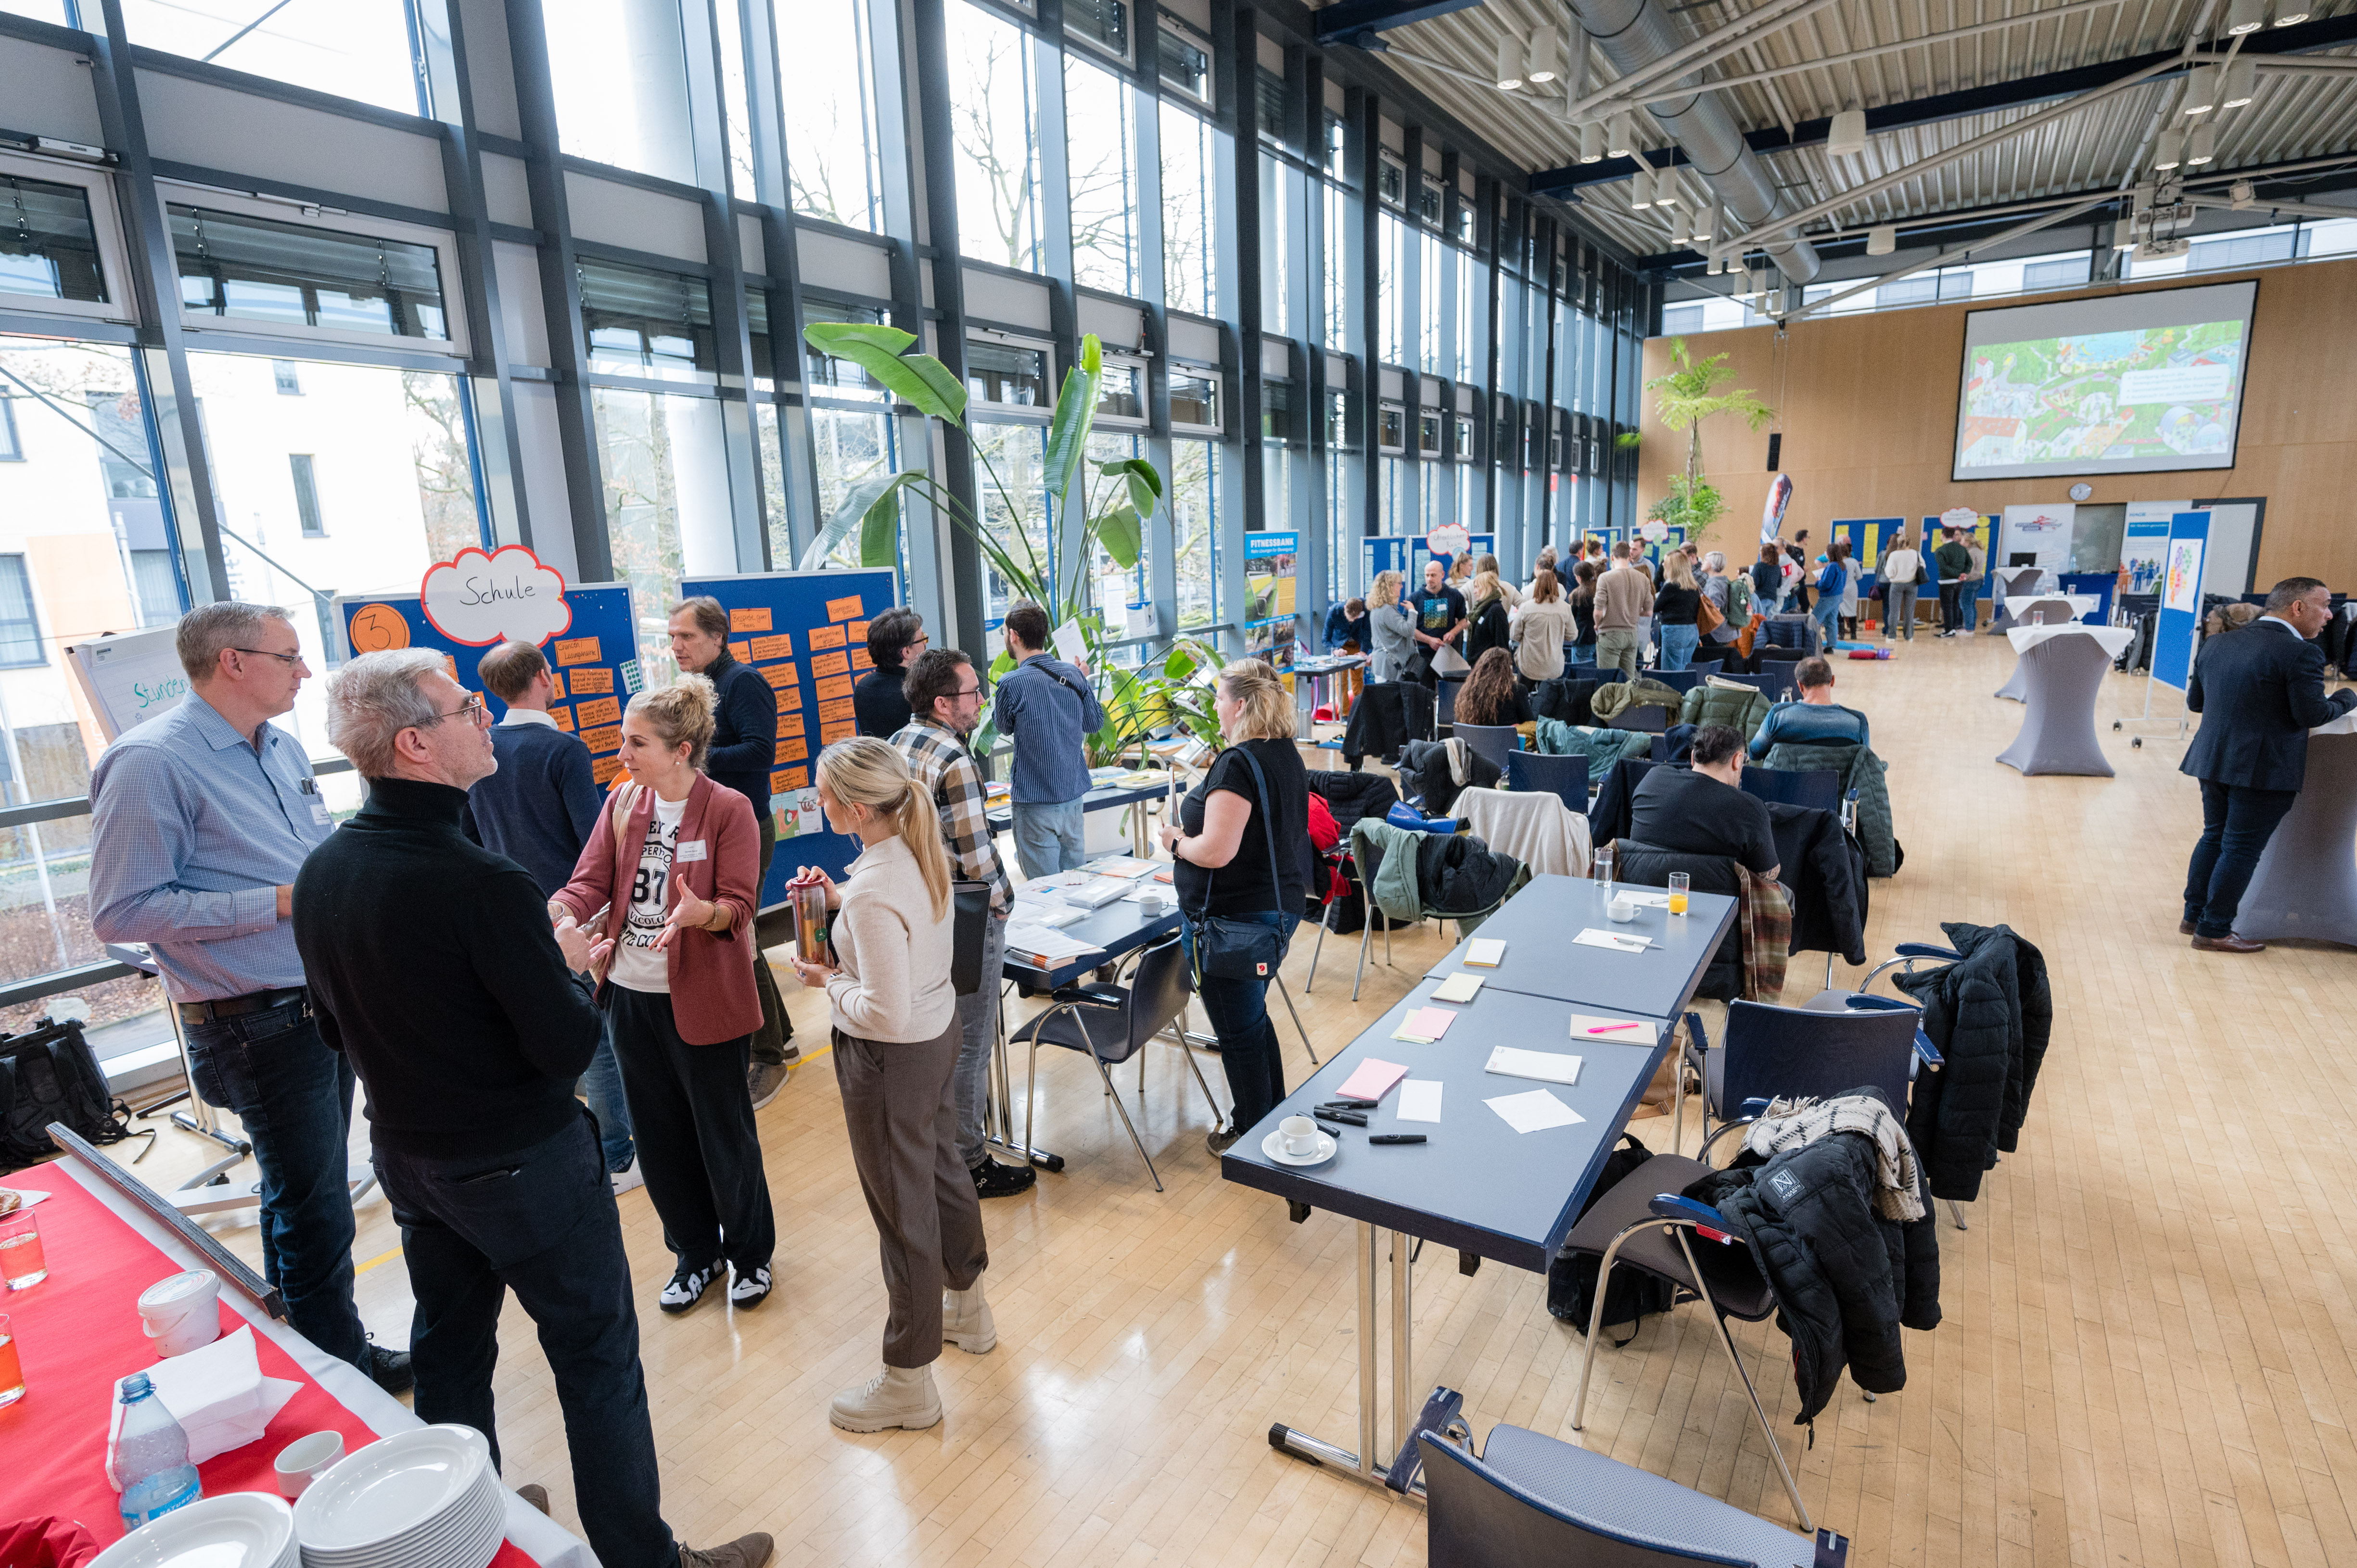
[833,1019,989,1367]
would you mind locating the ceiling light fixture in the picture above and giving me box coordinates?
[1670,210,1691,245]
[1607,114,1633,158]
[1495,35,1525,91]
[1655,168,1680,207]
[1579,121,1603,164]
[2154,128,2184,170]
[1527,28,1560,85]
[2272,2,2310,24]
[1826,107,1867,157]
[1866,224,1896,256]
[2227,0,2267,32]
[1693,204,1718,243]
[2187,122,2217,164]
[2222,56,2257,108]
[1707,253,1723,276]
[2182,65,2219,114]
[2229,178,2257,208]
[1631,164,1656,209]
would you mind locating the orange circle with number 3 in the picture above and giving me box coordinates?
[349,605,412,653]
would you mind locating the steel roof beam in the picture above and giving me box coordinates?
[1315,0,1489,46]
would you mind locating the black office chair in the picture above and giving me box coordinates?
[1741,763,1841,814]
[1506,750,1588,813]
[1451,721,1520,773]
[1420,1423,1835,1567]
[1677,998,1938,1149]
[1012,935,1217,1192]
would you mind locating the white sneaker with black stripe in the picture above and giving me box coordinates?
[729,1263,773,1309]
[659,1261,720,1315]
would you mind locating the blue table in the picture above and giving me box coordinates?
[987,771,1177,856]
[1221,873,1726,1499]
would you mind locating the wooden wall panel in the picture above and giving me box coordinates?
[1639,257,2357,589]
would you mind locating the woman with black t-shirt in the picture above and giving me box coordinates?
[1159,659,1310,1154]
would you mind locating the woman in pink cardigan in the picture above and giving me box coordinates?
[550,675,774,1315]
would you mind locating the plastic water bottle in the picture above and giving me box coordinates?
[116,1372,202,1528]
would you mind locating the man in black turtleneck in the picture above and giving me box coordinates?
[292,649,772,1568]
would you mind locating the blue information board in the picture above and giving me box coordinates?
[2151,511,2209,694]
[1920,513,1998,613]
[337,581,644,785]
[679,569,902,900]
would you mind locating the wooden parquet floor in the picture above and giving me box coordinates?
[110,630,2357,1567]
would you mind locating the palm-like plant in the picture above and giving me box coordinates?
[1644,337,1775,539]
[799,323,1225,764]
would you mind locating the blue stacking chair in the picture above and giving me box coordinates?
[1710,670,1779,697]
[1803,940,1973,1229]
[1506,750,1588,813]
[1451,721,1521,773]
[1420,1421,1842,1566]
[1650,669,1705,695]
[1606,705,1666,733]
[1741,762,1841,814]
[1690,658,1723,679]
[1677,998,1939,1149]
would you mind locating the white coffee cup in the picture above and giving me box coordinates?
[1279,1114,1322,1157]
[1608,895,1638,923]
[274,1430,345,1498]
[138,1268,222,1357]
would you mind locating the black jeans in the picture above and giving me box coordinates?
[1938,583,1965,633]
[606,986,776,1275]
[748,814,796,1067]
[1181,911,1300,1137]
[2183,779,2299,938]
[183,998,367,1370]
[375,1111,675,1568]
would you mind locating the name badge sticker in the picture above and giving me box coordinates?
[675,840,708,863]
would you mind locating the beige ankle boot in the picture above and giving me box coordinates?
[828,1363,942,1432]
[943,1276,997,1354]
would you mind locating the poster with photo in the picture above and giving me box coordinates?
[1244,531,1299,669]
[2122,500,2189,593]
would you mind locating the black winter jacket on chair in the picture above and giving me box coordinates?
[1530,675,1605,727]
[1892,921,2052,1201]
[1303,769,1399,837]
[1683,1086,1942,1426]
[1343,682,1408,768]
[1763,802,1868,965]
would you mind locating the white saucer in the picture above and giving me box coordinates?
[1262,1128,1338,1167]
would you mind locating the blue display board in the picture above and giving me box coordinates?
[337,581,643,786]
[679,569,902,899]
[2151,511,2210,694]
[1361,536,1410,590]
[1920,513,1998,610]
[1409,532,1495,586]
[1243,530,1300,668]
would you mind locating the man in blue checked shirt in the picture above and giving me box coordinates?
[90,601,410,1394]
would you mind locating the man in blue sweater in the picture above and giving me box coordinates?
[1748,656,1872,758]
[992,600,1105,878]
[463,640,639,1190]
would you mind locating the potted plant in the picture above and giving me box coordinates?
[1637,337,1775,543]
[799,323,1225,765]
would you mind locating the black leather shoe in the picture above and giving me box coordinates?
[971,1160,1037,1199]
[368,1343,415,1395]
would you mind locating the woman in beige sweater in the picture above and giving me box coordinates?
[787,736,988,1434]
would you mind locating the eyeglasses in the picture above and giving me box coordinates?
[232,647,306,668]
[951,683,982,700]
[427,693,488,727]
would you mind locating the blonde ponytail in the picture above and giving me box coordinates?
[816,735,952,922]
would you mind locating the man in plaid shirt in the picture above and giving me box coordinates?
[892,649,1035,1198]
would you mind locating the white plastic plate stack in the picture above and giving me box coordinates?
[293,1425,503,1568]
[92,1492,300,1568]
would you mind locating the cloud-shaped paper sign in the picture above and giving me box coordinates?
[420,546,573,647]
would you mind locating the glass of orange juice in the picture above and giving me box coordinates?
[1667,872,1690,916]
[0,1213,43,1290]
[0,1313,22,1407]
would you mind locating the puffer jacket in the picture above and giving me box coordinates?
[1343,682,1408,768]
[1534,720,1656,772]
[1588,677,1685,725]
[1683,1086,1942,1426]
[1764,801,1868,965]
[1892,922,2052,1201]
[1304,768,1399,838]
[1400,737,1500,817]
[1681,683,1773,742]
[1530,675,1605,727]
[1760,738,1898,877]
[1584,757,1658,845]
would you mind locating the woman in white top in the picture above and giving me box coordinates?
[1508,568,1576,683]
[787,735,988,1435]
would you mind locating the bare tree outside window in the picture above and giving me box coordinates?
[1065,57,1137,297]
[950,3,1042,272]
[779,0,885,230]
[1161,102,1217,316]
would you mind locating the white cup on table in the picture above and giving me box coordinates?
[1279,1115,1321,1157]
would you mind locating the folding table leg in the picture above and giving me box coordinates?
[1273,976,1322,1065]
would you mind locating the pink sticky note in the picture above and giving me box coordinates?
[1336,1057,1411,1101]
[1396,1008,1455,1043]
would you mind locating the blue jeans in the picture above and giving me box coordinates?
[1011,798,1087,879]
[1567,641,1596,667]
[579,1013,636,1173]
[954,911,1010,1168]
[184,998,367,1370]
[1658,624,1700,671]
[1181,911,1300,1137]
[1812,599,1843,650]
[2184,780,2299,939]
[375,1110,675,1568]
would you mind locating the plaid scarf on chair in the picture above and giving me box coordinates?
[1733,864,1792,1003]
[1742,1093,1927,1221]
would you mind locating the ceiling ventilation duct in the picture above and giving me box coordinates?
[1568,0,1822,285]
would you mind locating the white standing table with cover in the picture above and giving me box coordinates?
[1992,602,2110,700]
[1996,623,2137,777]
[2235,708,2357,948]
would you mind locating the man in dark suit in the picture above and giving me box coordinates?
[2181,577,2357,952]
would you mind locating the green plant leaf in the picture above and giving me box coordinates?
[1043,358,1101,520]
[1163,645,1197,682]
[1096,456,1163,520]
[802,322,967,423]
[986,649,1017,680]
[1096,503,1142,569]
[797,469,920,570]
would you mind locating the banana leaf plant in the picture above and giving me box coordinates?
[800,323,1225,766]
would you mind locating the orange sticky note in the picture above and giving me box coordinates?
[569,666,613,695]
[759,664,799,691]
[749,632,795,662]
[810,650,850,679]
[816,674,854,701]
[773,736,809,765]
[773,690,800,715]
[825,594,864,621]
[819,696,855,723]
[574,695,621,728]
[778,766,809,789]
[730,607,772,632]
[549,704,574,732]
[808,624,847,650]
[820,720,854,745]
[581,724,623,754]
[547,671,564,699]
[591,755,624,784]
[727,641,751,663]
[848,620,869,643]
[769,769,794,796]
[554,637,601,667]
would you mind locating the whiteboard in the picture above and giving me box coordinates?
[2193,499,2258,599]
[67,624,192,742]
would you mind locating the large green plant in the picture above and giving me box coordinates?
[1643,337,1774,543]
[800,323,1224,765]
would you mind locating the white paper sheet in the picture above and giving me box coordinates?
[1465,937,1506,966]
[1567,1013,1659,1045]
[1615,890,1672,908]
[1397,1080,1444,1122]
[1485,1087,1586,1134]
[1573,928,1652,953]
[1485,1046,1583,1086]
[1052,619,1089,665]
[1430,972,1483,1003]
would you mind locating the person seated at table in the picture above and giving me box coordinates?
[1454,648,1534,736]
[1748,657,1871,759]
[1627,724,1781,883]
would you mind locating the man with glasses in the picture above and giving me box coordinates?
[854,607,928,739]
[91,601,410,1393]
[292,650,771,1568]
[892,648,1034,1198]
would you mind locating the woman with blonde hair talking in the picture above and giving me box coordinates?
[1367,569,1415,683]
[1158,659,1311,1154]
[786,735,988,1433]
[550,675,773,1316]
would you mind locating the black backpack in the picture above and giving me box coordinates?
[0,1018,136,1173]
[1546,1132,1681,1343]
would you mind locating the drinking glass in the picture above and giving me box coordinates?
[1668,872,1691,916]
[0,1212,44,1290]
[0,1313,22,1406]
[1593,845,1615,896]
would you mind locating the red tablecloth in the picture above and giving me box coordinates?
[0,1168,530,1566]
